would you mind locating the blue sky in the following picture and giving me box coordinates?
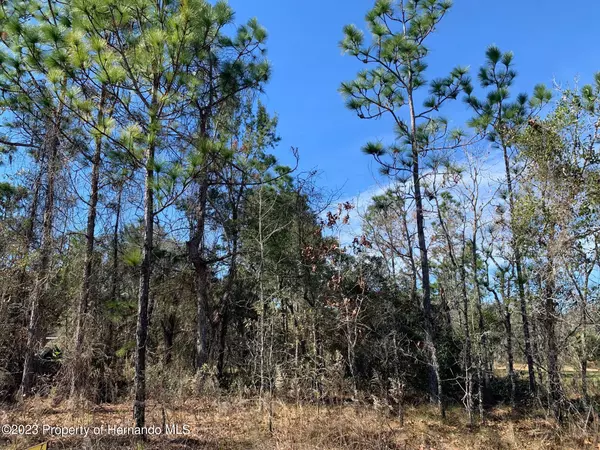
[227,0,600,200]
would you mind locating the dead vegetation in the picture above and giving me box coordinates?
[1,397,598,449]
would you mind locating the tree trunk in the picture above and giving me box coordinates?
[401,202,419,310]
[408,85,444,417]
[531,310,544,387]
[436,198,469,423]
[10,152,43,378]
[19,117,60,398]
[502,144,536,395]
[472,228,488,420]
[133,88,158,430]
[489,270,515,407]
[580,296,589,407]
[107,185,123,366]
[217,189,240,380]
[460,262,473,427]
[216,297,230,379]
[72,87,107,398]
[161,315,175,366]
[189,176,210,372]
[544,229,562,422]
[505,306,516,407]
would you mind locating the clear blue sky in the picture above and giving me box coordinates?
[227,0,600,199]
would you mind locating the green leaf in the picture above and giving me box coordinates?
[362,142,386,157]
[485,45,502,65]
[123,247,142,267]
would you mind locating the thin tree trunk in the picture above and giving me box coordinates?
[133,87,158,430]
[217,187,241,380]
[20,117,60,398]
[72,87,107,398]
[11,153,43,373]
[500,273,516,407]
[435,197,469,423]
[460,261,474,428]
[581,292,589,407]
[161,315,175,366]
[101,185,122,403]
[110,187,122,307]
[504,274,517,407]
[401,202,418,309]
[505,307,516,407]
[531,310,544,387]
[544,227,562,422]
[567,261,592,408]
[189,176,210,372]
[22,154,43,253]
[216,297,230,379]
[472,228,487,421]
[502,144,536,395]
[107,185,123,365]
[408,84,444,417]
[488,269,515,407]
[258,186,267,400]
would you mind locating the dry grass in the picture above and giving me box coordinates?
[0,397,597,449]
[494,364,600,374]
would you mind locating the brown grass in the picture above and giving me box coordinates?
[0,397,597,449]
[494,364,600,374]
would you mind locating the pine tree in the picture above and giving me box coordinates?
[0,0,74,397]
[178,3,271,373]
[465,46,551,396]
[340,0,470,416]
[71,0,213,430]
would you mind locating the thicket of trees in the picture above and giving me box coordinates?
[1,0,600,435]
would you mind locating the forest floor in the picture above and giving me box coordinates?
[1,396,598,449]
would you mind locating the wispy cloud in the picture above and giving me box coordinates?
[326,145,509,246]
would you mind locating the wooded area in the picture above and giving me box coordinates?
[1,0,600,448]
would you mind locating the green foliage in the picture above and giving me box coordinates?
[340,0,469,170]
[2,0,600,424]
[0,182,27,215]
[466,45,551,143]
[116,341,136,358]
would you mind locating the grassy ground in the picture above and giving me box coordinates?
[1,396,598,449]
